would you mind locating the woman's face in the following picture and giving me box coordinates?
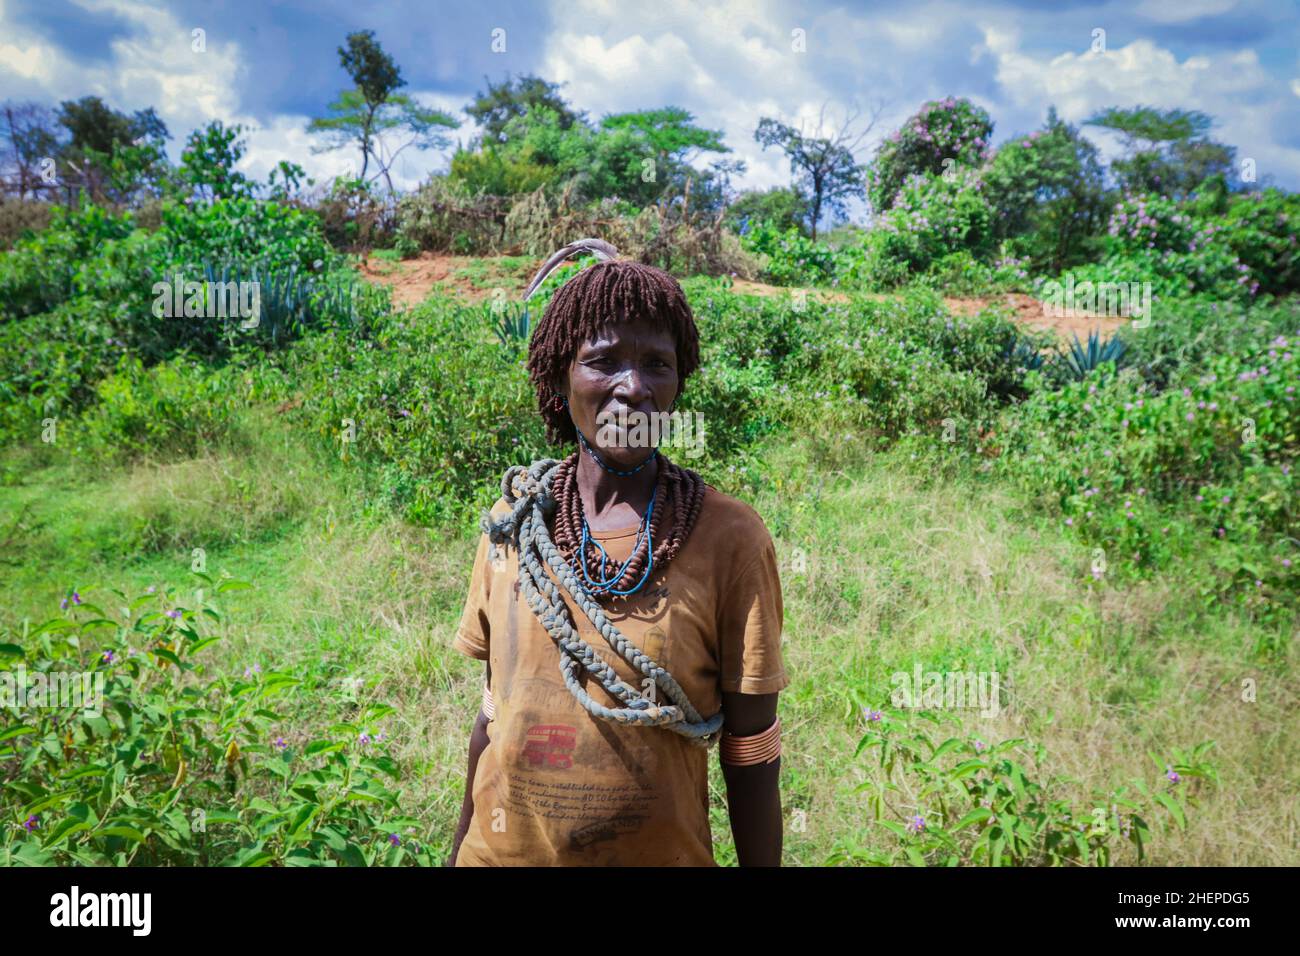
[563,314,679,469]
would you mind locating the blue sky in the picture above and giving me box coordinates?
[3,0,1299,218]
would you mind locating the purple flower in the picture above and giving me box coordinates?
[145,585,156,594]
[906,814,926,833]
[1166,767,1180,783]
[60,597,68,610]
[102,650,114,664]
[244,663,261,678]
[389,833,401,847]
[72,591,82,606]
[273,737,287,751]
[23,815,38,832]
[863,707,883,723]
[166,608,181,619]
[973,739,986,752]
[359,732,372,746]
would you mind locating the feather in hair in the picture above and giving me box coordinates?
[523,238,621,301]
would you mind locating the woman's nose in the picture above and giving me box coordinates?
[612,366,653,402]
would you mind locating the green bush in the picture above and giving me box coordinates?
[74,356,238,459]
[834,707,1211,865]
[740,220,838,285]
[0,203,136,322]
[867,97,993,214]
[279,298,550,527]
[1121,297,1299,391]
[1216,188,1300,297]
[1,581,436,866]
[1066,193,1256,303]
[842,168,995,289]
[997,329,1298,610]
[161,196,336,275]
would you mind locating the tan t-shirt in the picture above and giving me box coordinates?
[452,482,788,866]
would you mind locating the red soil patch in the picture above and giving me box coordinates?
[942,292,1128,343]
[362,255,1130,344]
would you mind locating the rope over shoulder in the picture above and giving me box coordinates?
[480,458,725,748]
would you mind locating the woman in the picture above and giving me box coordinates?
[448,240,789,866]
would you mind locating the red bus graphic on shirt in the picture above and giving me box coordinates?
[522,724,577,769]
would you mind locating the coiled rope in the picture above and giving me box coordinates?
[481,457,725,747]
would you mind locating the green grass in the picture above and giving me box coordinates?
[453,255,535,291]
[3,409,1294,865]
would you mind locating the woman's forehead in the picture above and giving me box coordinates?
[581,314,673,346]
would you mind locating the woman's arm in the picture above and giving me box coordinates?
[719,690,782,867]
[447,661,491,867]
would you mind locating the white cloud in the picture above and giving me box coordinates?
[979,28,1300,183]
[0,0,469,191]
[538,0,889,206]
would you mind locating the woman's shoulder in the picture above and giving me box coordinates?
[695,483,775,554]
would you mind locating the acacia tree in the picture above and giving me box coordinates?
[465,73,585,147]
[1085,105,1235,198]
[54,96,170,205]
[308,30,459,193]
[755,102,882,238]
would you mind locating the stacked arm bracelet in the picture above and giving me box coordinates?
[719,716,781,766]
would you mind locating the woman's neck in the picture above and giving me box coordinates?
[575,447,660,530]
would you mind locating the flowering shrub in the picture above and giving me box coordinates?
[1,581,435,865]
[867,97,993,214]
[739,220,838,286]
[981,113,1108,273]
[832,707,1211,865]
[997,329,1298,611]
[1068,193,1256,302]
[1216,188,1300,297]
[843,166,995,289]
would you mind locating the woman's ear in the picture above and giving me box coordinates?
[549,379,568,413]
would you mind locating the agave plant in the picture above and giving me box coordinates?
[193,258,369,346]
[1001,331,1046,373]
[1056,329,1128,382]
[491,303,531,351]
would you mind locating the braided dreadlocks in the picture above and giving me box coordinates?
[524,251,707,596]
[526,257,701,446]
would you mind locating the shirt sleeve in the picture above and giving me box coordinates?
[453,531,493,661]
[718,533,789,695]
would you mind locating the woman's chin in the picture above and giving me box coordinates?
[598,447,656,470]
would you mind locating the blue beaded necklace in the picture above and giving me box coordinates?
[564,396,659,596]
